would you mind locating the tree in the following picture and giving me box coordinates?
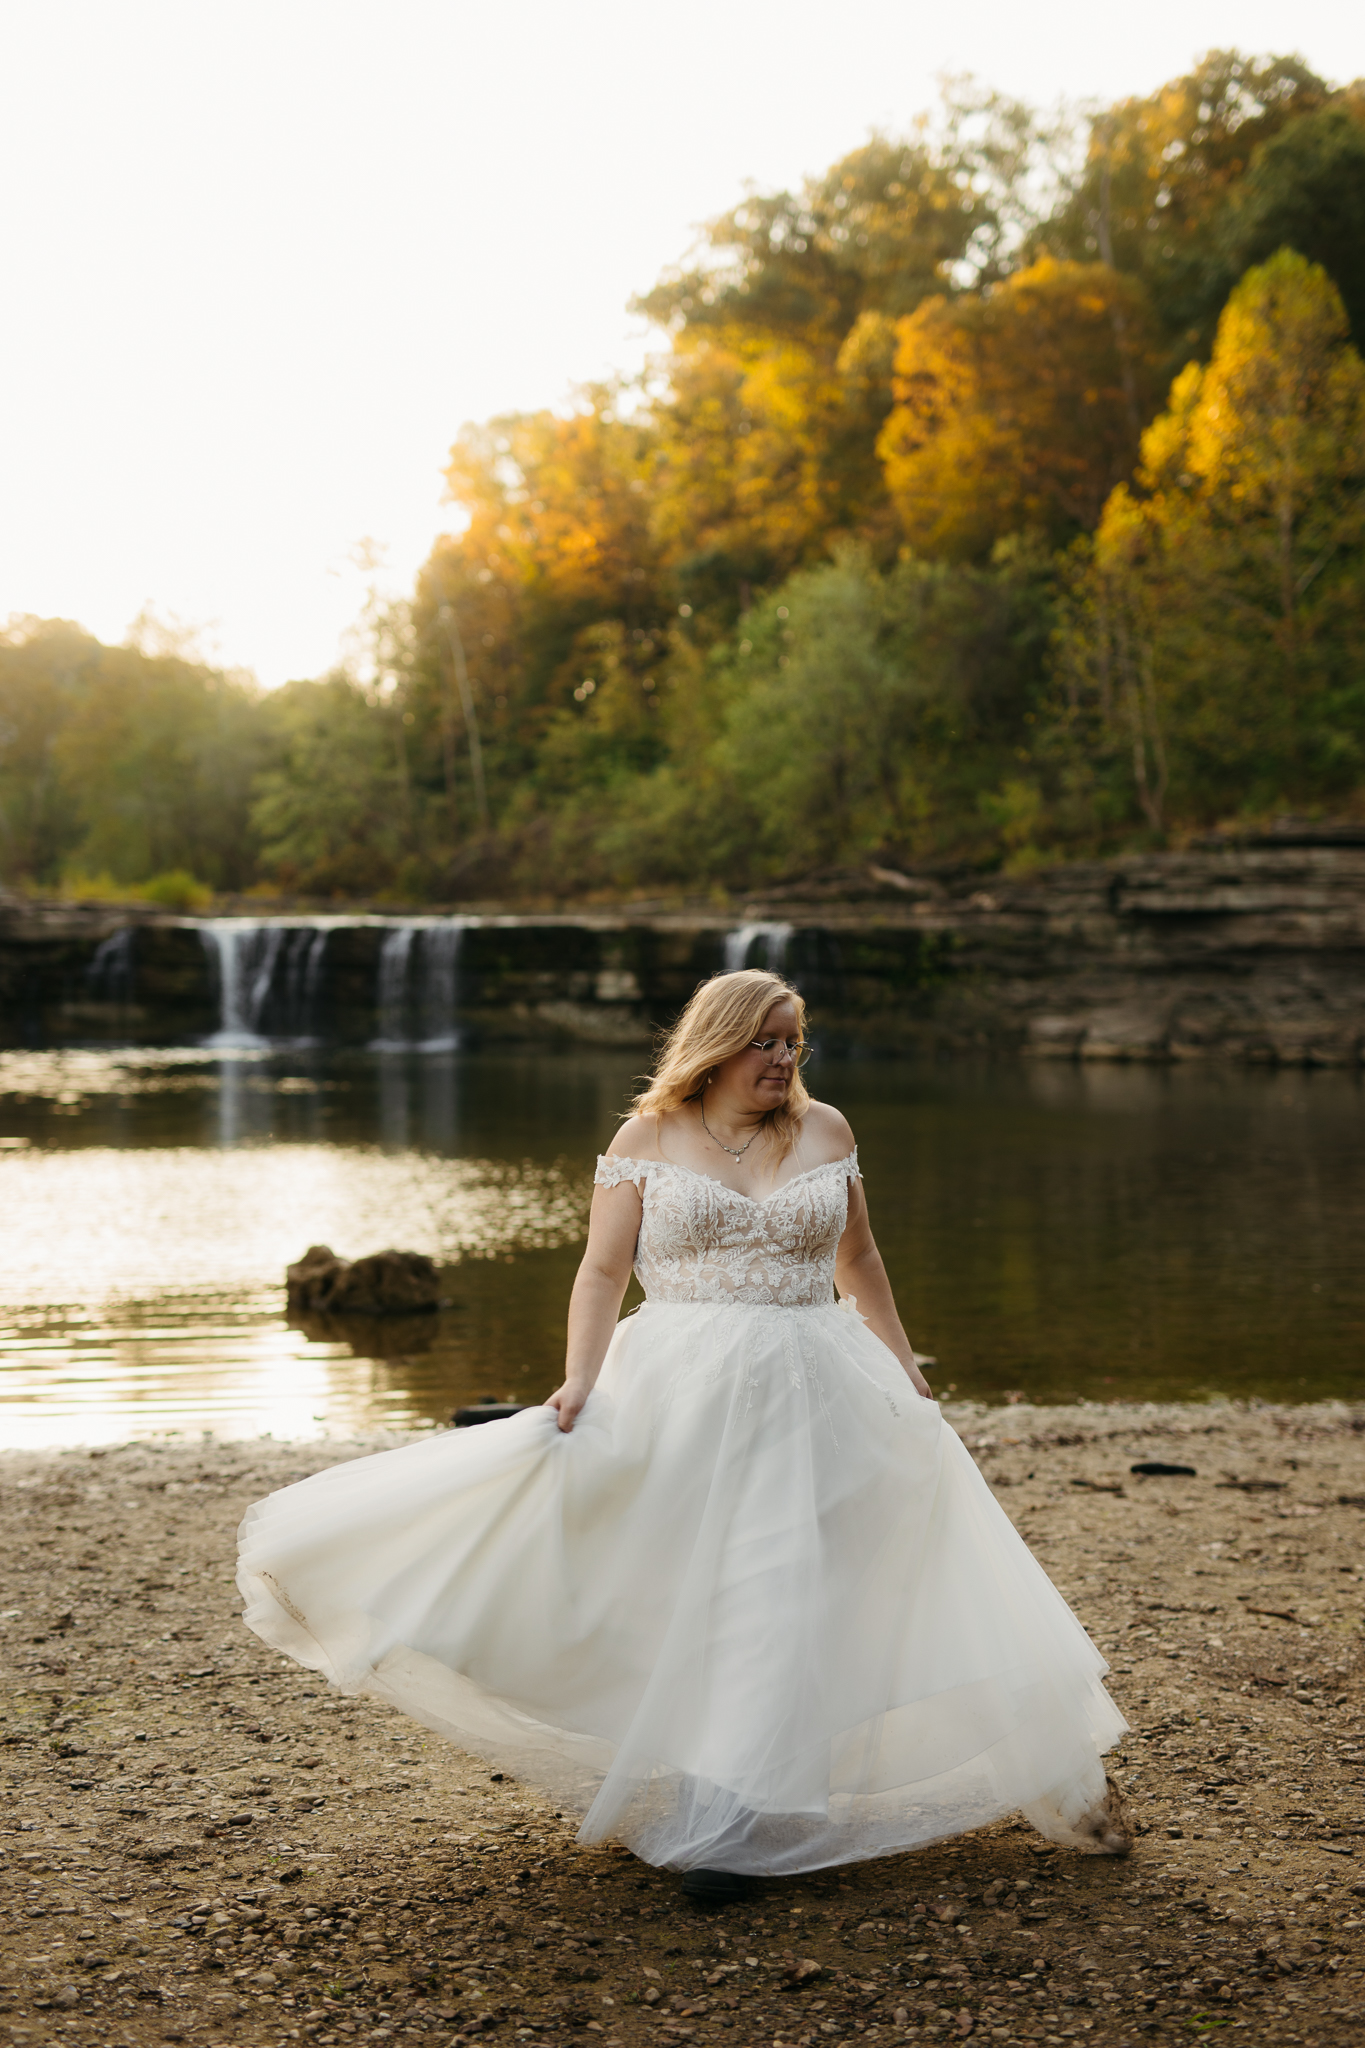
[1036,50,1332,365]
[1217,105,1365,345]
[647,327,894,611]
[0,618,93,883]
[402,392,670,830]
[635,105,1064,614]
[251,675,412,897]
[1054,250,1365,831]
[432,394,664,700]
[541,543,1054,894]
[0,618,266,891]
[634,125,1028,356]
[708,547,1051,873]
[878,259,1163,559]
[54,650,265,889]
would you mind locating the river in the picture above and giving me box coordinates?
[0,1042,1360,1445]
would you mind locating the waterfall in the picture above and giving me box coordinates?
[723,922,794,972]
[201,921,281,1046]
[283,926,329,1040]
[372,917,469,1050]
[200,920,330,1045]
[418,919,467,1049]
[194,913,468,1048]
[372,924,419,1049]
[86,927,136,1005]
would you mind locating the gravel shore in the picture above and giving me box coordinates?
[3,1399,1363,2048]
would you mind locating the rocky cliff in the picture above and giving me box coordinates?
[1,830,1362,1063]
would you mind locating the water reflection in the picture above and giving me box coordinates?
[0,1044,1361,1445]
[373,1050,461,1154]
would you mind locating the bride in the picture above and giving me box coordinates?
[239,968,1130,1899]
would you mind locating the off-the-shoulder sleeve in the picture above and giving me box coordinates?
[594,1154,649,1190]
[842,1147,862,1183]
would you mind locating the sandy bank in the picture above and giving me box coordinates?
[2,1398,1363,2047]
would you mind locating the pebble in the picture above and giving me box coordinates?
[4,1412,1365,2043]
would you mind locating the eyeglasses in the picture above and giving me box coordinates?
[748,1038,810,1065]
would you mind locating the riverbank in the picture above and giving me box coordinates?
[3,1399,1363,2047]
[4,829,1365,1061]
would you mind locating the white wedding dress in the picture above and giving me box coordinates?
[238,1150,1128,1874]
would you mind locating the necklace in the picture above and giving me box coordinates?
[700,1095,761,1160]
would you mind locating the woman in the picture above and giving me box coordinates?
[239,970,1129,1899]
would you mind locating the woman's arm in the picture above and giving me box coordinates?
[835,1176,932,1399]
[545,1178,643,1432]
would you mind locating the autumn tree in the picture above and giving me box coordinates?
[400,394,665,837]
[278,54,1365,901]
[878,258,1163,559]
[636,105,1061,610]
[1055,249,1365,831]
[1036,50,1332,364]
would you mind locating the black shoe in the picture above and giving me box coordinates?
[681,1868,752,1905]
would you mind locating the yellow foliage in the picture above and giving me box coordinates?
[1135,250,1365,524]
[879,258,1162,558]
[1063,249,1365,829]
[649,333,850,582]
[442,400,659,621]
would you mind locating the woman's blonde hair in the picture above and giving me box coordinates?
[630,970,810,1157]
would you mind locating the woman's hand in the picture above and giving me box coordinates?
[907,1356,933,1400]
[545,1380,593,1433]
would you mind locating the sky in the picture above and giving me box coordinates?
[0,1,1358,687]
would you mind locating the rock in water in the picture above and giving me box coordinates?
[286,1244,440,1316]
[452,1401,530,1427]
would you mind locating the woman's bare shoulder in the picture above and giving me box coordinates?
[605,1113,665,1162]
[799,1098,856,1161]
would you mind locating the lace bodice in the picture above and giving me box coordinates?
[594,1150,861,1307]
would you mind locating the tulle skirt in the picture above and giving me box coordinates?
[237,1299,1127,1875]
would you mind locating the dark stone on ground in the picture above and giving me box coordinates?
[286,1244,440,1316]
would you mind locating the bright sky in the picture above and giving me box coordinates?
[0,1,1356,686]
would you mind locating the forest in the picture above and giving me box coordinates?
[4,50,1365,906]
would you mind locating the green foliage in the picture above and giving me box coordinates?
[1217,106,1365,344]
[135,869,213,911]
[0,618,94,884]
[8,53,1363,906]
[499,544,1055,895]
[295,50,1359,896]
[0,618,266,891]
[250,676,416,898]
[1034,51,1337,365]
[705,548,1052,875]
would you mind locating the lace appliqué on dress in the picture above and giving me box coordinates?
[593,1150,860,1310]
[593,1155,651,1190]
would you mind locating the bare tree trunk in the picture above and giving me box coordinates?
[1116,612,1164,833]
[435,596,490,835]
[394,698,413,840]
[1139,647,1168,828]
[1278,458,1298,690]
[437,688,460,838]
[1095,569,1113,721]
[1095,155,1142,446]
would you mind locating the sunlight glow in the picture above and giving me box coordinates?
[1,0,1353,685]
